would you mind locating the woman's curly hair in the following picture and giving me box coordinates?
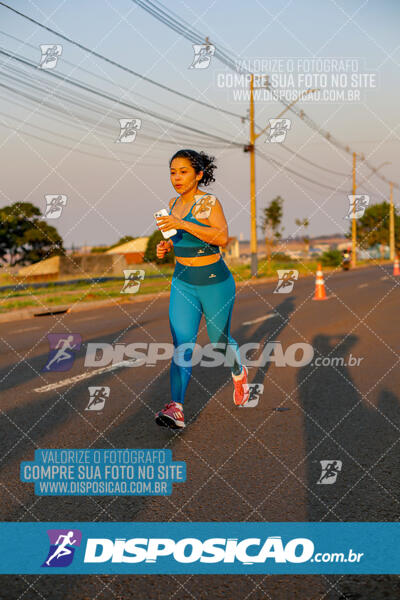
[169,149,217,186]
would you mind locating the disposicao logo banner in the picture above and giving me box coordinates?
[0,522,399,574]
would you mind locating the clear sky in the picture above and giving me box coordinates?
[1,0,399,246]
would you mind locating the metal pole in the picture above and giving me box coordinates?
[389,182,395,261]
[351,152,357,268]
[249,73,257,277]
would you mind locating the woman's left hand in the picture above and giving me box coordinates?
[156,214,184,232]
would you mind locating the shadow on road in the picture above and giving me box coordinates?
[297,332,400,599]
[0,295,296,520]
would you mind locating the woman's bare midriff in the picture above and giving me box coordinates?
[175,254,222,267]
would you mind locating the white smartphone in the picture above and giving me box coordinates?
[154,209,177,239]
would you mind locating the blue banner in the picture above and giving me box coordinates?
[0,522,399,574]
[20,449,186,496]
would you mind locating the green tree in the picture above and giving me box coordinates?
[260,196,284,263]
[352,201,400,253]
[321,249,342,267]
[144,230,175,264]
[295,217,310,256]
[0,202,64,267]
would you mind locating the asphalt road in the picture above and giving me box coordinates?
[0,264,399,599]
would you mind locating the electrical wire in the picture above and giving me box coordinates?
[0,2,248,122]
[131,0,398,189]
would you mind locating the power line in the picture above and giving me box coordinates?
[0,48,242,147]
[0,36,242,141]
[0,118,166,165]
[274,143,350,178]
[131,0,242,72]
[256,149,350,193]
[132,0,398,189]
[4,57,354,184]
[1,52,384,203]
[0,2,248,122]
[0,67,234,149]
[2,1,395,191]
[1,50,359,193]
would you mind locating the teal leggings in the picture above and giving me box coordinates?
[168,257,243,405]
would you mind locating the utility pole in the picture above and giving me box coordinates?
[389,181,395,260]
[249,74,257,277]
[245,79,318,277]
[351,152,357,268]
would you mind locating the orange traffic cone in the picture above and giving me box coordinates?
[394,256,400,276]
[313,264,327,300]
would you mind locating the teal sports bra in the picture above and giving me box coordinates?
[168,193,221,258]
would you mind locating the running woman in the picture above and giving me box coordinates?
[154,149,249,429]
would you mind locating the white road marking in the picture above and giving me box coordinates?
[75,316,98,322]
[13,326,41,333]
[34,360,137,393]
[381,276,389,281]
[243,313,278,326]
[358,283,368,288]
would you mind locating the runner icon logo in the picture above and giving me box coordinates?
[239,383,264,408]
[39,44,62,69]
[116,119,142,143]
[265,118,291,143]
[121,270,145,294]
[42,334,82,372]
[189,43,215,69]
[86,386,110,411]
[274,270,299,293]
[42,529,82,568]
[44,194,67,219]
[317,460,342,485]
[345,195,369,219]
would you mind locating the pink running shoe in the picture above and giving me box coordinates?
[155,402,185,429]
[232,365,250,406]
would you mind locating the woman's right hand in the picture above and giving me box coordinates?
[156,239,172,259]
